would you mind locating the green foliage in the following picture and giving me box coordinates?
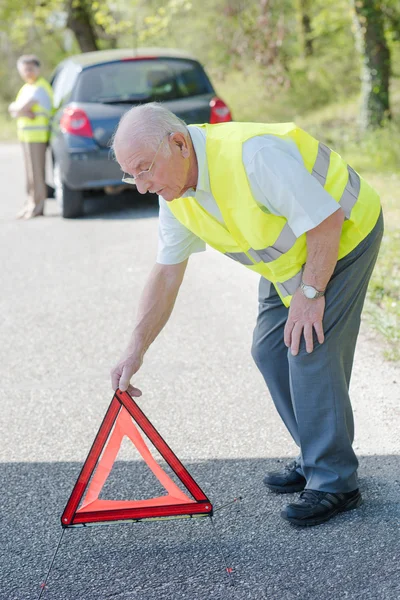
[1,0,399,110]
[139,0,192,43]
[0,0,62,45]
[363,172,400,360]
[342,120,400,173]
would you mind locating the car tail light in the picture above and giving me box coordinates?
[209,97,232,124]
[60,107,93,138]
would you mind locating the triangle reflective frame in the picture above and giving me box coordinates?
[61,390,212,527]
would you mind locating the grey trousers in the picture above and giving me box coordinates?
[251,211,384,493]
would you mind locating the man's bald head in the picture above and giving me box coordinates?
[112,103,188,172]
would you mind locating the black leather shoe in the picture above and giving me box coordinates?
[281,488,363,526]
[264,460,306,493]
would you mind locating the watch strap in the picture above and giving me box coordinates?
[300,280,325,299]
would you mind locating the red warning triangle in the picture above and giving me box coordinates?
[61,390,212,527]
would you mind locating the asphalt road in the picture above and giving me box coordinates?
[0,143,399,600]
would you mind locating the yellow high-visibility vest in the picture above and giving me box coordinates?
[168,122,381,307]
[16,77,54,143]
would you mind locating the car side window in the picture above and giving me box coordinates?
[52,63,80,109]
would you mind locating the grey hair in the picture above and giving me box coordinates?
[17,54,41,68]
[111,102,188,162]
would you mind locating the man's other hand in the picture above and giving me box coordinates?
[284,290,325,356]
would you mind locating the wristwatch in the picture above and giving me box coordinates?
[300,280,325,300]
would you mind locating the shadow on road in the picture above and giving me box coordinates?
[83,190,159,221]
[1,456,399,599]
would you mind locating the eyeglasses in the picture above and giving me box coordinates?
[122,135,167,185]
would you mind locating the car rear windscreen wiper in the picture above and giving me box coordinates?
[101,96,153,104]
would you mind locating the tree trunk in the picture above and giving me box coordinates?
[66,0,98,53]
[352,0,391,129]
[296,0,313,57]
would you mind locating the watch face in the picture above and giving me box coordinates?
[303,285,316,299]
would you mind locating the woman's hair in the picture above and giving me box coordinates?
[17,55,41,68]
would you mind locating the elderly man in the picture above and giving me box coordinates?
[111,103,383,527]
[8,55,53,219]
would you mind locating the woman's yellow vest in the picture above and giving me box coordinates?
[168,122,381,307]
[16,77,54,143]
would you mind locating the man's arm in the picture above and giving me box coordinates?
[302,206,345,290]
[111,259,188,394]
[284,207,345,355]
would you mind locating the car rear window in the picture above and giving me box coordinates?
[72,58,214,104]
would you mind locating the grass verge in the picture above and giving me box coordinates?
[362,174,400,361]
[0,102,18,142]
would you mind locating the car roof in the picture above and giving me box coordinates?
[58,47,199,70]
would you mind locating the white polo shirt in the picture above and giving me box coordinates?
[157,125,340,265]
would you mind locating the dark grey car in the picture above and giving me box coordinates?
[49,47,232,218]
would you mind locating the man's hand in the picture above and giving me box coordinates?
[284,289,325,356]
[111,351,143,396]
[284,208,344,355]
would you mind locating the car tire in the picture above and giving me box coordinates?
[53,161,84,219]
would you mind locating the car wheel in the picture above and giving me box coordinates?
[53,161,84,219]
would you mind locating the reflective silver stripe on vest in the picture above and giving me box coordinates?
[311,142,360,219]
[226,223,297,266]
[276,268,303,297]
[340,166,360,218]
[249,223,297,263]
[312,143,331,185]
[18,125,48,131]
[225,251,254,265]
